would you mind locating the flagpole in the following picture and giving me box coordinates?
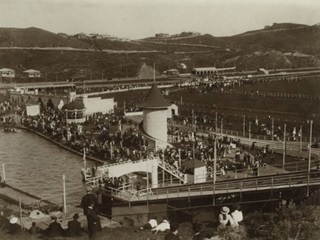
[299,125,302,153]
[83,148,87,180]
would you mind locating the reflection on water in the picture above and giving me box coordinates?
[0,129,94,206]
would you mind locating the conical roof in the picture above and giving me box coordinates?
[24,98,39,106]
[62,101,85,110]
[138,84,171,109]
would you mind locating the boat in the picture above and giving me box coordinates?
[3,127,20,133]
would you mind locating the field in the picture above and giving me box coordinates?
[97,77,320,138]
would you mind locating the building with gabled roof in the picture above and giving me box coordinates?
[0,68,15,78]
[24,69,41,78]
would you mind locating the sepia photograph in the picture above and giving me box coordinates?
[0,0,319,239]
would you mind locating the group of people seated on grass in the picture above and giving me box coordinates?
[133,203,243,240]
[5,213,82,238]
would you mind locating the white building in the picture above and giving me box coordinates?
[82,94,116,115]
[138,84,171,149]
[25,98,40,116]
[24,69,41,78]
[0,68,15,78]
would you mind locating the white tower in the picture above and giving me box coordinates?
[139,84,171,149]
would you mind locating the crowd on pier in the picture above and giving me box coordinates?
[13,103,271,181]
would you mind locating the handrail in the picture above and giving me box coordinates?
[109,171,320,201]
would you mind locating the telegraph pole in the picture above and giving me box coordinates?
[271,117,274,141]
[243,115,246,137]
[215,112,218,133]
[282,124,286,173]
[308,121,313,174]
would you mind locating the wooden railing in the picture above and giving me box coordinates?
[109,171,320,202]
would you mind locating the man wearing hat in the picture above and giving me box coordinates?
[218,206,232,227]
[45,215,64,238]
[67,213,82,237]
[86,201,102,239]
[81,185,98,215]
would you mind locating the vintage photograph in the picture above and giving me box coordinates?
[0,0,319,239]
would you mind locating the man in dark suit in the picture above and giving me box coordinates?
[67,213,82,237]
[80,186,98,215]
[45,215,64,238]
[86,202,102,239]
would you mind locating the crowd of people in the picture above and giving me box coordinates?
[20,108,154,162]
[170,110,304,142]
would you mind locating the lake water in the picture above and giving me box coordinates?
[0,129,94,206]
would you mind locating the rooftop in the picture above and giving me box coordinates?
[62,101,85,110]
[138,84,171,109]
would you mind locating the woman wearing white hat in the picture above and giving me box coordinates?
[218,206,232,227]
[7,216,21,235]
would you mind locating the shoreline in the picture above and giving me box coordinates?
[15,124,105,165]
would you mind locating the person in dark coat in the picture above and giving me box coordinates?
[67,213,82,237]
[86,202,102,239]
[164,223,180,240]
[7,217,21,235]
[45,215,64,238]
[81,186,98,215]
[29,221,40,234]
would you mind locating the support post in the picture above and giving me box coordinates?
[19,197,23,230]
[243,115,245,137]
[215,112,218,133]
[214,140,217,184]
[308,121,313,173]
[307,120,313,196]
[110,142,113,160]
[283,124,286,173]
[2,163,5,182]
[271,117,274,141]
[63,175,67,213]
[299,125,302,153]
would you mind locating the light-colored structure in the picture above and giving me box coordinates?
[138,84,171,149]
[182,159,207,184]
[0,68,15,78]
[25,98,40,116]
[82,94,116,115]
[163,69,179,75]
[23,69,41,78]
[62,101,86,124]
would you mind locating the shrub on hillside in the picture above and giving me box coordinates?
[245,205,320,240]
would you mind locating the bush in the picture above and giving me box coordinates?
[217,225,248,240]
[245,205,320,240]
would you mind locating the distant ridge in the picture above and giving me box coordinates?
[0,27,90,49]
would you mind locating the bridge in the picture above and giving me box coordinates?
[89,157,185,189]
[103,171,320,207]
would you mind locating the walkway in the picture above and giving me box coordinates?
[109,171,320,203]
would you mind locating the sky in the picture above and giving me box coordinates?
[0,0,319,39]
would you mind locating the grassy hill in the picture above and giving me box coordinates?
[147,23,320,55]
[0,27,90,49]
[0,23,319,80]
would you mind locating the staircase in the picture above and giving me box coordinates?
[158,159,185,183]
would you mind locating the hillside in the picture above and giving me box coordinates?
[0,27,90,49]
[0,23,319,80]
[147,23,320,54]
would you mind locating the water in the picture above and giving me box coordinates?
[0,129,93,206]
